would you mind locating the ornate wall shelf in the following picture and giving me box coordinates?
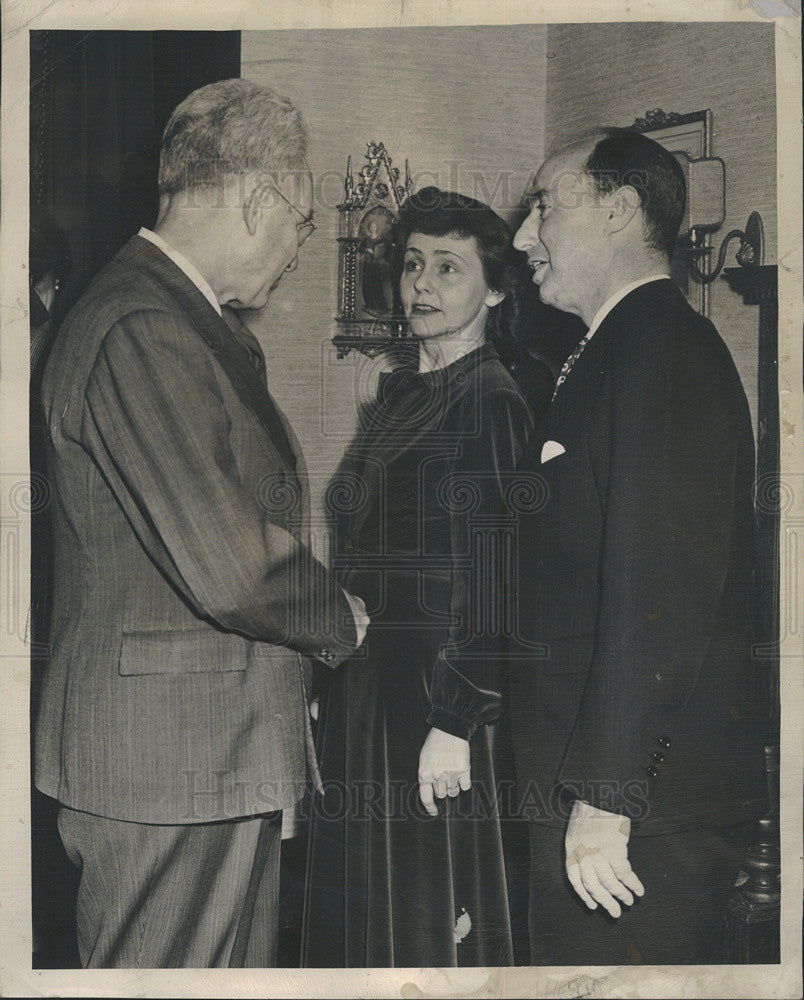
[332,320,408,360]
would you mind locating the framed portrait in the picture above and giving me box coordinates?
[334,143,412,357]
[356,204,396,319]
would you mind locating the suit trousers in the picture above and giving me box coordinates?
[527,822,747,965]
[57,806,282,968]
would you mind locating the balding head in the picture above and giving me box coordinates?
[575,127,686,258]
[514,128,684,324]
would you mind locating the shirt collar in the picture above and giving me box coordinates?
[585,274,671,340]
[138,227,222,316]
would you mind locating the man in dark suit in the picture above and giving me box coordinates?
[509,127,768,964]
[35,78,368,968]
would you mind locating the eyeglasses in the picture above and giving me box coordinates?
[269,182,316,247]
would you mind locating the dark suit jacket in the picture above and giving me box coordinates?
[35,235,358,824]
[509,279,768,835]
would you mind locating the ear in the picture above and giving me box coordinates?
[605,185,641,235]
[155,193,171,227]
[243,181,274,236]
[484,289,506,309]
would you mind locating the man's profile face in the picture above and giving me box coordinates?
[513,143,608,320]
[236,168,314,311]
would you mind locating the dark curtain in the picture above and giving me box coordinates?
[30,30,241,324]
[29,30,241,968]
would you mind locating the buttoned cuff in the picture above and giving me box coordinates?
[315,647,340,667]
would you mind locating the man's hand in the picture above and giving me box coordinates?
[565,800,645,918]
[343,590,369,647]
[418,727,471,817]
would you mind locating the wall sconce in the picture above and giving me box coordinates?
[673,151,765,283]
[687,211,765,283]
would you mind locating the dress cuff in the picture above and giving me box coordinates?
[426,706,476,741]
[428,649,502,739]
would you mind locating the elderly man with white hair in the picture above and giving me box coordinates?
[35,78,367,969]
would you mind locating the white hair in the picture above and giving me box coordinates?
[158,78,308,195]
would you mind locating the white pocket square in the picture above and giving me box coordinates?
[541,440,566,464]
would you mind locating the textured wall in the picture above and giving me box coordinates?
[241,22,777,543]
[544,21,777,431]
[241,25,548,550]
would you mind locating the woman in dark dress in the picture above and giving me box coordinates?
[302,188,535,968]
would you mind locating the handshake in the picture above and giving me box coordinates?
[343,589,370,648]
[309,589,369,724]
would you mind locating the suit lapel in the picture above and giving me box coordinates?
[219,306,298,472]
[120,235,298,472]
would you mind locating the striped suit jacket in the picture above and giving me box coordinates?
[35,235,358,824]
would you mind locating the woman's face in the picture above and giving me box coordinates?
[399,232,502,341]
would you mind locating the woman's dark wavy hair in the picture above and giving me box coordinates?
[393,186,528,361]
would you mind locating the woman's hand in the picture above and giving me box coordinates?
[418,727,471,816]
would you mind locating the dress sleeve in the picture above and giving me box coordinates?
[426,386,534,739]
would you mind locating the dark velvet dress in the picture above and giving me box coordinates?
[302,344,533,968]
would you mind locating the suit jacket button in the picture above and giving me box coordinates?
[658,736,671,748]
[652,751,665,764]
[647,766,659,780]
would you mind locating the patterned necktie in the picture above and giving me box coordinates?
[552,332,591,401]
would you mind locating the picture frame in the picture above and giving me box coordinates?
[333,143,413,357]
